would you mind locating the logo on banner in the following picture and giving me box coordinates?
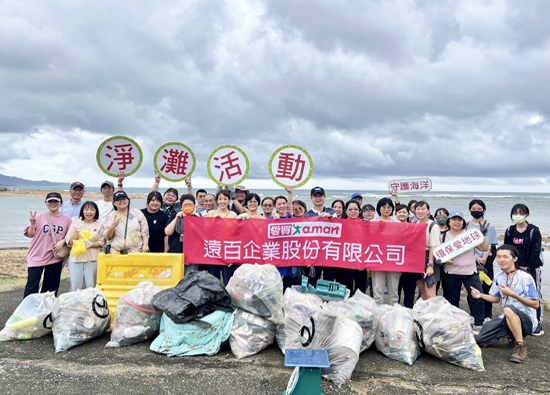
[154,142,196,182]
[207,145,249,186]
[96,136,143,177]
[269,145,313,188]
[433,228,484,262]
[268,222,342,239]
[388,178,432,193]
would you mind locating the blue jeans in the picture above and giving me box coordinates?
[444,272,484,326]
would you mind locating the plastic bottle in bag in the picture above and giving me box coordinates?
[52,288,110,352]
[229,309,275,359]
[106,281,163,348]
[375,304,419,365]
[0,292,56,341]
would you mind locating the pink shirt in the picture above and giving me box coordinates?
[443,230,477,276]
[24,212,72,267]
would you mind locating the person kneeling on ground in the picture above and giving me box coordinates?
[471,244,540,363]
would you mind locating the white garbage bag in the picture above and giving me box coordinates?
[375,304,419,365]
[0,292,56,341]
[229,309,275,359]
[52,288,110,352]
[413,296,485,371]
[106,281,163,348]
[226,264,284,324]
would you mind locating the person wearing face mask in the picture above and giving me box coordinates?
[466,199,498,322]
[504,204,544,336]
[434,208,449,233]
[165,194,200,275]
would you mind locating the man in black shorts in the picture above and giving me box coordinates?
[470,245,540,363]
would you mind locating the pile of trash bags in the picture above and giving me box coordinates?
[375,304,419,365]
[150,271,236,356]
[52,288,110,352]
[0,292,56,341]
[106,281,163,348]
[413,296,485,371]
[226,264,283,359]
[276,287,363,387]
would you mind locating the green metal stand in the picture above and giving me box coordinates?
[282,349,329,395]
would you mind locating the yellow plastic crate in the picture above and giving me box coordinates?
[96,252,185,319]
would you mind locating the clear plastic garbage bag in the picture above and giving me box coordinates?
[229,309,275,359]
[0,292,56,341]
[375,304,420,365]
[226,263,284,324]
[324,290,379,353]
[52,288,110,352]
[106,281,163,348]
[413,296,485,371]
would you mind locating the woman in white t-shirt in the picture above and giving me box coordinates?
[400,201,440,308]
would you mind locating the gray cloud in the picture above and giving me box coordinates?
[1,0,550,188]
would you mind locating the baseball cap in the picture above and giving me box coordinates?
[235,185,248,192]
[113,191,129,201]
[70,181,85,190]
[45,192,62,203]
[449,210,465,220]
[101,180,114,189]
[351,193,362,199]
[310,186,325,196]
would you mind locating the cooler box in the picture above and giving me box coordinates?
[96,252,185,320]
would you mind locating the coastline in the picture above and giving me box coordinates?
[0,189,148,200]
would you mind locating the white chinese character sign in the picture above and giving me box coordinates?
[96,136,143,177]
[388,177,432,194]
[207,145,249,186]
[153,142,196,182]
[433,228,485,263]
[268,145,313,188]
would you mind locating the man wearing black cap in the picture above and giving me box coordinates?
[304,186,337,285]
[60,182,85,217]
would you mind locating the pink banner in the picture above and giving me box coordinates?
[184,217,427,273]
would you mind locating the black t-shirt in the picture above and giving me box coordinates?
[512,227,527,266]
[141,209,169,253]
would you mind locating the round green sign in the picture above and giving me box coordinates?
[96,136,143,177]
[207,145,249,186]
[268,144,313,188]
[153,142,196,182]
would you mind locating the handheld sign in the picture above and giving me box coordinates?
[269,144,313,188]
[388,178,432,194]
[154,142,196,182]
[433,228,485,263]
[207,145,249,186]
[96,136,143,177]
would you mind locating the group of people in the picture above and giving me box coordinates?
[24,174,544,363]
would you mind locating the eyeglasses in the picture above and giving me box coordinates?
[262,204,274,207]
[364,209,374,212]
[72,189,85,193]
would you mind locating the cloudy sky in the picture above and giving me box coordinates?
[1,0,550,192]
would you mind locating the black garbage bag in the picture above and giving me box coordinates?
[152,271,234,328]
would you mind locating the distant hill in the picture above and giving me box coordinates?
[0,173,70,187]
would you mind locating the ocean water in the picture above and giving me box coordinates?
[2,188,548,296]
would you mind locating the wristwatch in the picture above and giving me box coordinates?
[427,263,434,267]
[118,184,123,187]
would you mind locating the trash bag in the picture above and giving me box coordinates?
[320,304,362,387]
[52,288,110,352]
[152,271,234,328]
[226,263,284,324]
[150,310,236,356]
[375,304,419,365]
[413,296,485,371]
[324,290,379,353]
[0,292,56,341]
[229,309,275,359]
[106,281,163,348]
[276,287,324,353]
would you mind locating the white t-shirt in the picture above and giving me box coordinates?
[95,200,114,224]
[424,220,441,250]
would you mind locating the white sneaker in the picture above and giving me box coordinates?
[472,325,482,336]
[483,317,492,323]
